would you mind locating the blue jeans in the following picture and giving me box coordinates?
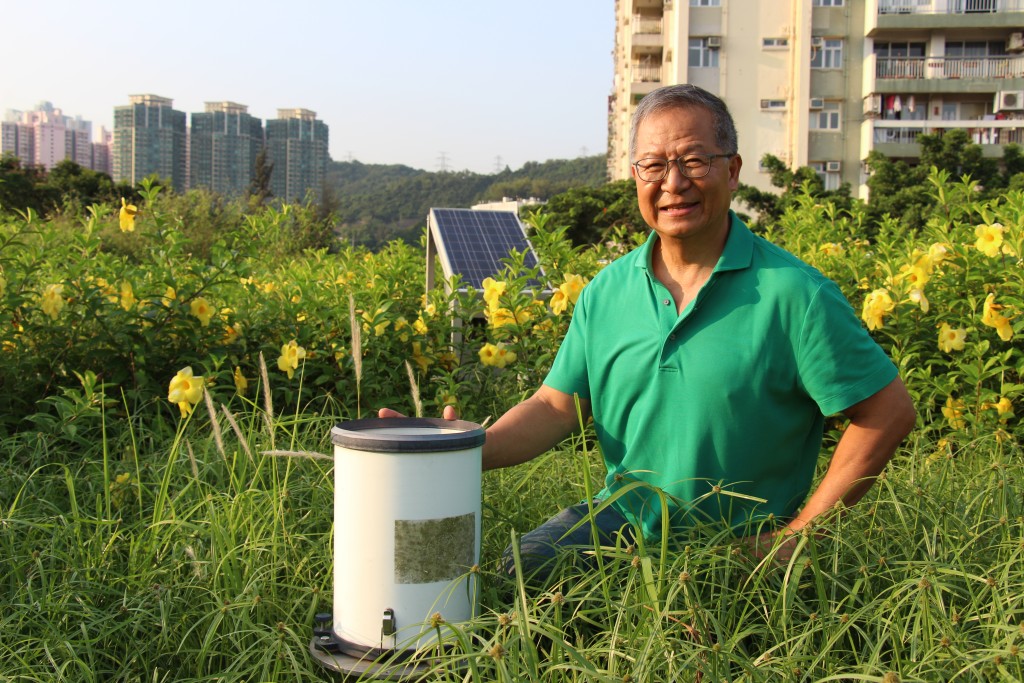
[500,500,636,580]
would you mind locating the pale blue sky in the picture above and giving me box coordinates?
[1,1,613,174]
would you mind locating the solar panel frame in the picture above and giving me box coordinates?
[427,208,542,292]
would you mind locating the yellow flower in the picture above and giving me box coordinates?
[941,396,965,430]
[493,345,517,368]
[362,308,390,336]
[119,197,138,232]
[424,302,437,318]
[168,366,205,417]
[974,223,1004,258]
[190,297,214,327]
[981,293,1014,342]
[277,339,306,379]
[222,322,242,345]
[561,274,587,304]
[479,342,516,368]
[819,242,845,257]
[927,242,949,267]
[937,323,966,353]
[438,350,458,370]
[907,288,929,313]
[163,286,176,304]
[482,277,507,310]
[992,396,1014,422]
[119,280,136,311]
[488,307,519,328]
[860,288,895,331]
[0,271,6,298]
[413,316,429,335]
[233,366,248,394]
[437,391,458,408]
[550,288,569,315]
[41,284,65,319]
[411,341,430,373]
[478,342,498,366]
[898,264,930,289]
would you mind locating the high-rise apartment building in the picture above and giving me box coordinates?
[1,102,95,170]
[609,0,1024,198]
[190,102,265,197]
[92,127,113,177]
[113,94,187,191]
[265,108,329,201]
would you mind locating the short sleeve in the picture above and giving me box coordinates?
[796,280,898,416]
[543,287,592,399]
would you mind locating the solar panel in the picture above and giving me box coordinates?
[427,208,540,291]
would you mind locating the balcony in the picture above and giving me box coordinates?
[871,119,1023,158]
[877,55,1024,79]
[630,60,662,96]
[869,0,1024,33]
[631,15,663,54]
[878,0,1022,13]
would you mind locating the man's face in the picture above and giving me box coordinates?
[630,106,741,244]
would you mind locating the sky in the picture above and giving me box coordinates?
[1,1,614,174]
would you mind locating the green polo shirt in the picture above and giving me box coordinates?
[544,212,897,539]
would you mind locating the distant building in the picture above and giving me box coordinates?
[92,126,113,177]
[113,94,187,191]
[1,102,96,170]
[608,0,1024,199]
[265,108,329,201]
[190,102,264,197]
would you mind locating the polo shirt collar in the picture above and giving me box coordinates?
[634,210,754,274]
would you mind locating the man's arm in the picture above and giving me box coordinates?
[750,376,916,558]
[482,384,591,471]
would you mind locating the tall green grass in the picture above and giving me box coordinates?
[2,390,1021,681]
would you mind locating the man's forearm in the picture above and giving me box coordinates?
[482,386,589,471]
[787,377,916,531]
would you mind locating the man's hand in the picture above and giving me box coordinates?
[377,405,458,420]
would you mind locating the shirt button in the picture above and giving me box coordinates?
[663,299,671,306]
[669,333,676,340]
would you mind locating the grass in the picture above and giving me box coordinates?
[1,389,1022,682]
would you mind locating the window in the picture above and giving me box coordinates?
[690,0,721,5]
[810,162,841,191]
[945,40,1007,57]
[811,39,843,69]
[813,0,843,5]
[689,38,720,67]
[810,101,841,130]
[762,37,789,49]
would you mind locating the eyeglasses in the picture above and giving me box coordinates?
[632,154,734,182]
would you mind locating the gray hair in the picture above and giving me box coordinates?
[629,84,738,161]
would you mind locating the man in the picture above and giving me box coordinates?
[385,84,915,575]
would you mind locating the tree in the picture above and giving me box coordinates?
[248,147,273,206]
[734,154,854,229]
[534,179,646,245]
[0,154,48,215]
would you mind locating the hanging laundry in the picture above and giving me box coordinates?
[907,95,916,113]
[893,95,902,113]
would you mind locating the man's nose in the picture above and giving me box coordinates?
[661,160,693,191]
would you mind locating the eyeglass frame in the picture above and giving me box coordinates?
[632,153,736,182]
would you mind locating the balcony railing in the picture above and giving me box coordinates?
[878,0,1023,13]
[873,122,1024,145]
[632,15,663,34]
[876,55,1024,79]
[632,62,662,82]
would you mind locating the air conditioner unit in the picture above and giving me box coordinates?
[811,37,824,48]
[760,99,786,110]
[863,93,882,117]
[1008,32,1024,53]
[810,98,825,110]
[995,90,1024,112]
[707,36,722,49]
[826,161,842,173]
